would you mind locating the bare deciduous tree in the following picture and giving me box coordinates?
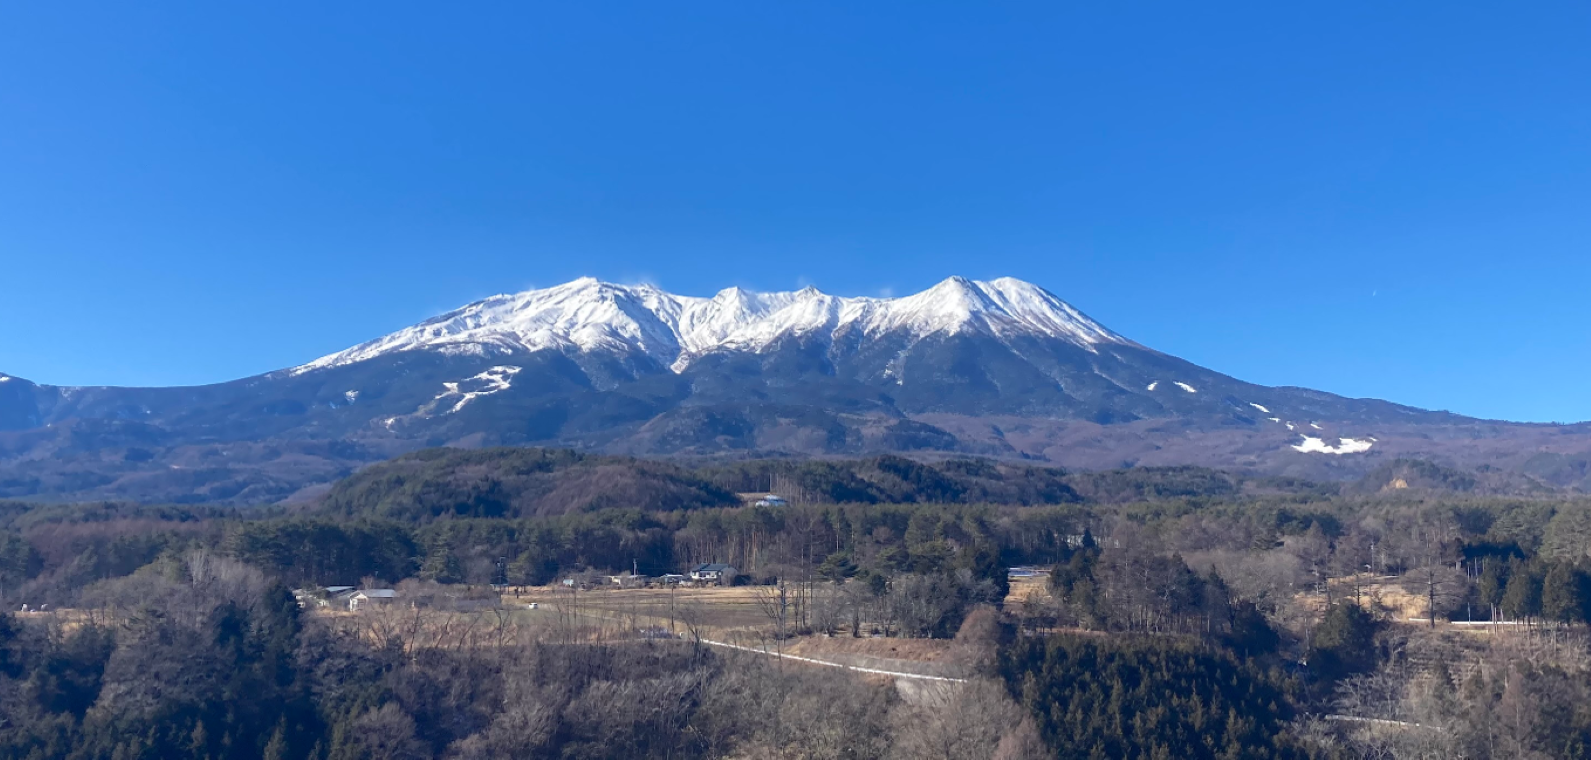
[886,679,1031,760]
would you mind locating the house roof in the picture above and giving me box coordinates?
[692,563,734,573]
[355,589,397,598]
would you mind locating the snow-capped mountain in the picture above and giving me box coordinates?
[293,276,1130,375]
[6,274,1577,505]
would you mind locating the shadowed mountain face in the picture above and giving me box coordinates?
[3,278,1588,503]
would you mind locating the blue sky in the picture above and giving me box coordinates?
[2,3,1588,422]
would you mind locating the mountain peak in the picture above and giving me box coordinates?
[923,275,987,302]
[292,276,1125,374]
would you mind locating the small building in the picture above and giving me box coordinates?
[737,492,791,507]
[349,589,397,611]
[658,573,687,585]
[689,563,736,584]
[606,573,648,588]
[1007,566,1049,579]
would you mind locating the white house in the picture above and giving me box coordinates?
[689,563,736,584]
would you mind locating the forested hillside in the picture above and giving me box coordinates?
[314,446,1355,522]
[6,449,1591,757]
[318,447,741,520]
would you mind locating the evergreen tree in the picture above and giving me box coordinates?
[508,551,556,586]
[1502,561,1544,623]
[262,721,288,760]
[1541,562,1589,624]
[188,722,211,759]
[1225,600,1281,658]
[817,551,857,583]
[1311,603,1379,682]
[0,611,19,678]
[1001,635,1307,760]
[0,531,42,588]
[1479,558,1508,621]
[419,539,463,584]
[959,541,1009,602]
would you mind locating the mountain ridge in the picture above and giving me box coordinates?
[2,275,1589,504]
[290,276,1132,376]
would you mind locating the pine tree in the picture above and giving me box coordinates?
[817,551,857,582]
[0,612,19,678]
[1541,562,1587,624]
[1501,562,1543,623]
[507,551,536,586]
[188,722,210,759]
[263,720,289,760]
[419,538,462,584]
[960,541,1009,601]
[1479,558,1508,621]
[326,719,357,760]
[1312,603,1378,681]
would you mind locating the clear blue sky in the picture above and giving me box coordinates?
[2,3,1588,422]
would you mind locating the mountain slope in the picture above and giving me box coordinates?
[2,276,1585,503]
[291,276,1130,375]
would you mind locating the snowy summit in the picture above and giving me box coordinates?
[294,276,1128,374]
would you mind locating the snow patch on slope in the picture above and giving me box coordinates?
[292,277,1130,375]
[1174,382,1197,393]
[1291,436,1374,455]
[432,366,522,414]
[1249,402,1270,414]
[1146,381,1158,391]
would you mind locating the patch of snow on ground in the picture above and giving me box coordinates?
[1268,417,1281,423]
[1174,382,1197,393]
[1286,422,1296,430]
[344,390,359,403]
[435,366,523,414]
[1310,422,1322,430]
[880,348,910,386]
[1146,381,1158,391]
[1292,436,1375,455]
[1250,402,1270,413]
[0,376,10,383]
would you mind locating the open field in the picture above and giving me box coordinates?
[513,584,774,632]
